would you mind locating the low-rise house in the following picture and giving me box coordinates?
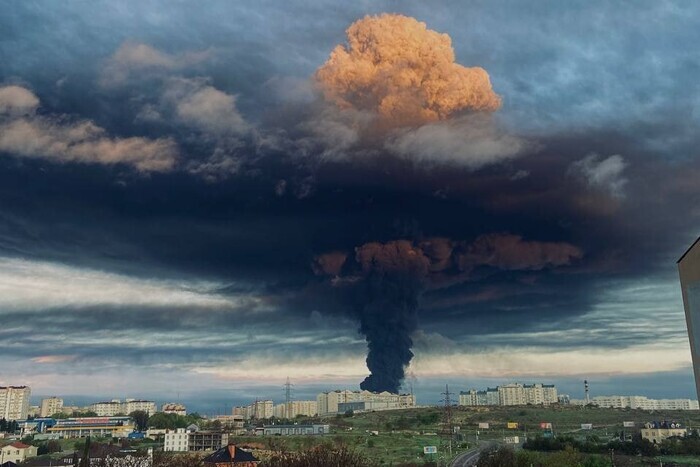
[641,421,687,444]
[0,442,38,464]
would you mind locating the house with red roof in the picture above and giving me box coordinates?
[0,441,38,464]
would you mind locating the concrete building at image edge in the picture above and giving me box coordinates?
[679,236,700,401]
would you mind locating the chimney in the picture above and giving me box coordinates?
[227,443,236,460]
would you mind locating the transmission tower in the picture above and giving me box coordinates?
[284,377,294,419]
[440,384,455,458]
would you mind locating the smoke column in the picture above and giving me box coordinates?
[354,241,429,393]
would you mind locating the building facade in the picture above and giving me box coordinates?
[261,424,329,436]
[0,386,31,420]
[641,421,687,444]
[89,399,157,416]
[46,416,135,438]
[679,237,700,401]
[459,383,558,407]
[273,400,318,418]
[233,400,273,420]
[164,427,229,452]
[40,397,64,417]
[574,395,700,410]
[1,441,38,464]
[317,390,415,415]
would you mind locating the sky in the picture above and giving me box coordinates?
[1,0,699,413]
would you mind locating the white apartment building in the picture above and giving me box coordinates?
[316,390,416,415]
[273,400,318,418]
[162,403,187,416]
[89,399,157,416]
[499,384,527,406]
[164,428,191,452]
[576,395,700,410]
[123,399,157,416]
[40,397,64,417]
[0,386,31,420]
[233,400,274,420]
[164,427,229,452]
[459,383,558,407]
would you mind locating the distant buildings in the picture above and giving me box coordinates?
[40,397,64,417]
[161,403,187,416]
[233,400,273,420]
[89,399,157,416]
[261,424,329,436]
[272,400,318,418]
[1,441,38,464]
[679,236,700,401]
[459,383,558,406]
[570,395,699,410]
[0,386,31,420]
[317,390,416,415]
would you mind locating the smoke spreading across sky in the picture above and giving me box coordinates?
[1,1,700,408]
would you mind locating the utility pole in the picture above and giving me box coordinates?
[284,377,293,420]
[440,384,454,460]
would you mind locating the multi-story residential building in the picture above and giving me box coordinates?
[89,400,123,416]
[273,400,318,418]
[0,386,31,420]
[679,237,700,401]
[233,400,273,420]
[164,427,229,452]
[499,384,527,406]
[524,384,558,405]
[40,397,64,417]
[89,399,157,416]
[459,383,558,407]
[162,403,187,416]
[317,390,416,415]
[123,399,157,416]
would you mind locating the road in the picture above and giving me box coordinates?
[450,447,483,467]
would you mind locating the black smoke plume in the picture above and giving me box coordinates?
[314,235,582,393]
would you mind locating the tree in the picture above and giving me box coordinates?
[129,410,150,431]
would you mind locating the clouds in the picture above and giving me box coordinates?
[99,42,211,87]
[570,153,628,198]
[386,115,531,169]
[0,85,39,115]
[315,14,500,127]
[0,85,178,172]
[165,78,249,136]
[0,255,240,312]
[0,0,698,399]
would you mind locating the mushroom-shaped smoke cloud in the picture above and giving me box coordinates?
[315,14,501,127]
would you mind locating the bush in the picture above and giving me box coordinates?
[264,445,377,467]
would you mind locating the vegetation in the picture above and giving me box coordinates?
[264,445,378,467]
[146,412,204,429]
[0,418,19,433]
[130,410,150,431]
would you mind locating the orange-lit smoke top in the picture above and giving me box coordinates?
[315,14,501,127]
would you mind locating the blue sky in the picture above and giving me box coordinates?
[1,0,699,410]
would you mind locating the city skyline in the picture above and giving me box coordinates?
[1,1,699,404]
